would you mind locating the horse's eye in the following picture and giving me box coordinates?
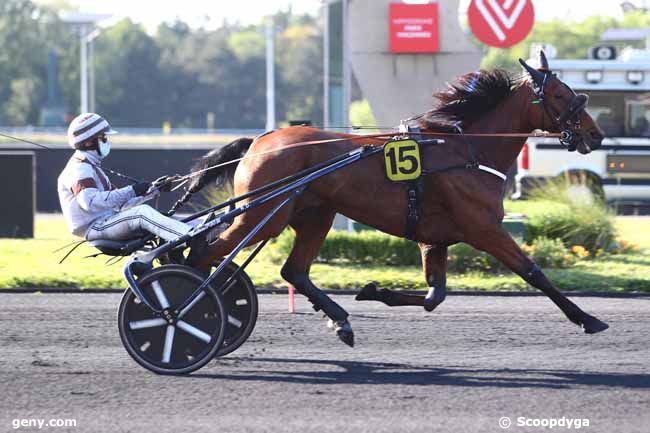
[555,94,563,99]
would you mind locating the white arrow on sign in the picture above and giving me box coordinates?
[476,0,528,42]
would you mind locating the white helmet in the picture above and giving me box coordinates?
[67,113,118,149]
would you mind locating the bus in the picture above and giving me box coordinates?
[513,41,650,207]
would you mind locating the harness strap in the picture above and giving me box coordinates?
[423,163,507,181]
[398,121,423,240]
[404,178,422,241]
[453,124,507,180]
[454,124,478,165]
[73,156,141,185]
[73,157,113,190]
[477,164,507,181]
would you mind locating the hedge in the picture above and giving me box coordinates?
[268,198,621,273]
[519,200,616,253]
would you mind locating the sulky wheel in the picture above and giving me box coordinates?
[118,265,226,375]
[209,260,258,357]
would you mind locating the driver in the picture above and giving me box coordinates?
[57,112,206,261]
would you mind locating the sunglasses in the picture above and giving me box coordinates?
[98,134,108,143]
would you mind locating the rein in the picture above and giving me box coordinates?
[166,128,553,214]
[73,156,143,184]
[0,131,143,184]
[0,125,559,214]
[173,129,560,185]
[0,127,558,190]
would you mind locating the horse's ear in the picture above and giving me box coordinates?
[539,50,549,71]
[519,58,545,88]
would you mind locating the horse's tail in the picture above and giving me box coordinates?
[188,137,254,193]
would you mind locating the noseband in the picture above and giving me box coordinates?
[533,72,588,151]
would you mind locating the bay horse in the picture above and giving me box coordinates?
[188,52,608,346]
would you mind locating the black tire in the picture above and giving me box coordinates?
[209,260,258,357]
[118,265,226,375]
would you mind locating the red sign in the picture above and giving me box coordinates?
[389,3,439,53]
[468,0,535,48]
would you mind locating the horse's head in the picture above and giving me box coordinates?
[519,51,604,154]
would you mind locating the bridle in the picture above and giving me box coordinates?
[532,71,589,152]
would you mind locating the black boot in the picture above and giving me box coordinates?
[185,235,208,268]
[355,283,379,301]
[167,247,186,265]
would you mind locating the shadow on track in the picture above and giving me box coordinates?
[191,357,650,389]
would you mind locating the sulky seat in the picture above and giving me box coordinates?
[88,238,149,256]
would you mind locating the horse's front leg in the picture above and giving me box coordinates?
[468,227,609,334]
[356,243,448,312]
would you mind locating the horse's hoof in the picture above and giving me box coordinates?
[355,283,377,301]
[337,328,355,347]
[581,315,609,334]
[423,287,445,312]
[328,320,354,347]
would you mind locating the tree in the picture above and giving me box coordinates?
[93,19,165,126]
[0,0,48,124]
[481,11,650,72]
[0,0,85,125]
[349,99,377,128]
[228,29,265,62]
[276,16,323,125]
[0,2,327,128]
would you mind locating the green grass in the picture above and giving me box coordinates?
[616,216,650,249]
[0,216,125,289]
[1,214,650,292]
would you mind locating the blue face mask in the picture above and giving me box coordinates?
[98,139,111,159]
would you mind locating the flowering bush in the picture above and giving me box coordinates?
[570,245,590,259]
[523,237,576,268]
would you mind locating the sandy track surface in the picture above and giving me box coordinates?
[1,293,649,432]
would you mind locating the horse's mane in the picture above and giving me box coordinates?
[417,69,524,132]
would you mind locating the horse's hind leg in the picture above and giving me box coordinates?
[280,207,355,347]
[356,243,448,312]
[469,227,608,334]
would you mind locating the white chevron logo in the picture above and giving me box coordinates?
[476,0,528,41]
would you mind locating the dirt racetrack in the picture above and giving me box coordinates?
[1,292,649,433]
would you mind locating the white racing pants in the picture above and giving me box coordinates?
[86,205,192,242]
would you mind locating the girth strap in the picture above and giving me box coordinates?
[397,121,423,241]
[405,178,422,241]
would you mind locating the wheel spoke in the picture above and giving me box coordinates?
[162,325,175,363]
[152,280,170,309]
[129,318,167,330]
[178,291,205,318]
[228,315,243,328]
[177,320,212,343]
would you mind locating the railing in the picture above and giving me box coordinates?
[0,126,265,136]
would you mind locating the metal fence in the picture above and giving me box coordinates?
[0,143,234,213]
[0,126,265,136]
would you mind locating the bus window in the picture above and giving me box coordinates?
[585,91,625,137]
[627,96,650,137]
